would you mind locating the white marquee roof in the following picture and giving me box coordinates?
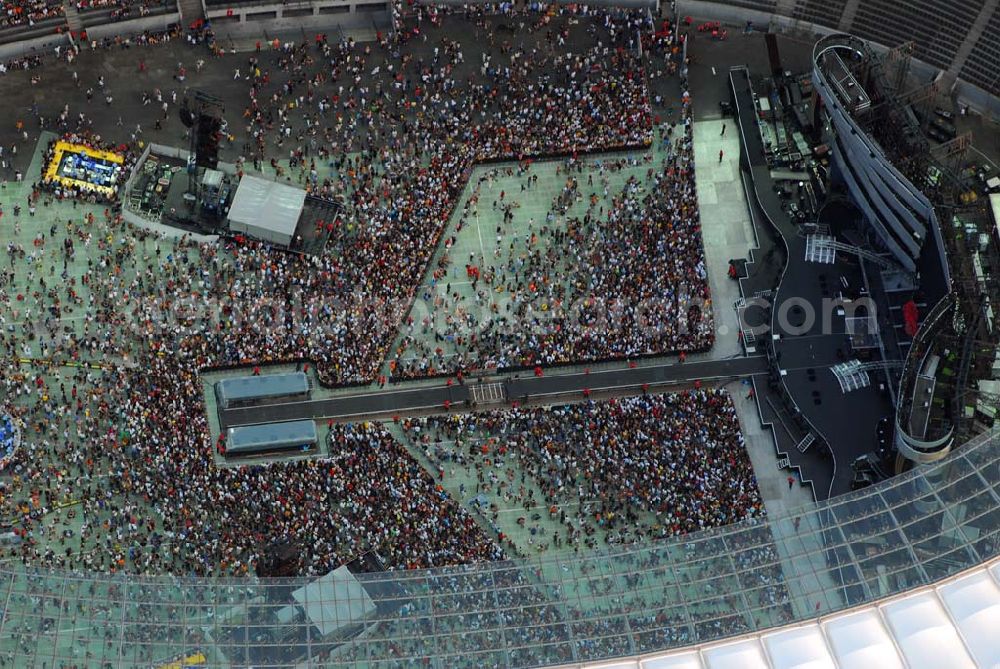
[290,565,376,637]
[228,174,305,238]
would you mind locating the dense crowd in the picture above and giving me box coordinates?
[0,2,807,665]
[0,0,62,29]
[196,421,504,573]
[399,391,763,553]
[0,9,793,661]
[0,0,170,30]
[0,6,717,579]
[221,9,657,386]
[389,127,713,380]
[75,0,174,22]
[0,17,785,663]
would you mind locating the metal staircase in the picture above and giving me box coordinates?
[63,3,83,33]
[804,234,908,273]
[734,297,760,353]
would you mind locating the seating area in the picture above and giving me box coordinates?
[0,9,64,46]
[1,0,63,28]
[203,0,265,7]
[0,0,180,44]
[201,0,373,27]
[75,0,176,27]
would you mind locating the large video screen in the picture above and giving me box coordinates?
[43,141,124,198]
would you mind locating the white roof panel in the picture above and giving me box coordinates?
[880,591,976,669]
[990,193,1000,228]
[761,625,835,669]
[822,608,903,669]
[642,652,703,669]
[938,570,1000,667]
[228,174,305,237]
[529,561,1000,669]
[702,639,768,669]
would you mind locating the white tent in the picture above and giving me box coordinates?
[227,175,305,246]
[290,566,376,637]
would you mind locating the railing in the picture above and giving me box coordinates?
[894,292,956,424]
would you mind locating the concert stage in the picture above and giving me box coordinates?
[122,142,340,253]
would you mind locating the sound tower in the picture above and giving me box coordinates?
[195,113,222,170]
[765,32,783,77]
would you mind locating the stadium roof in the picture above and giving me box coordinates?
[569,558,1000,669]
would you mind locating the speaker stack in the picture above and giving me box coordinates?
[179,92,225,171]
[195,115,223,170]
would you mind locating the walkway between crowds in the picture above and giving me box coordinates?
[216,354,769,427]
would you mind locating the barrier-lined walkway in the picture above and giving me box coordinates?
[217,354,769,428]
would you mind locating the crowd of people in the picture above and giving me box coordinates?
[200,421,505,574]
[220,9,658,387]
[398,390,764,554]
[0,23,191,79]
[0,0,62,29]
[0,0,171,31]
[75,0,174,22]
[0,7,782,650]
[0,5,706,578]
[0,52,42,75]
[388,124,713,380]
[0,5,801,664]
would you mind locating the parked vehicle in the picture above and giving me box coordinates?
[934,107,955,121]
[930,118,957,139]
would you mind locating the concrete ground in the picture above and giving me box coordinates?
[689,117,753,359]
[684,30,817,122]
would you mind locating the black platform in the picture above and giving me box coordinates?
[730,66,896,499]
